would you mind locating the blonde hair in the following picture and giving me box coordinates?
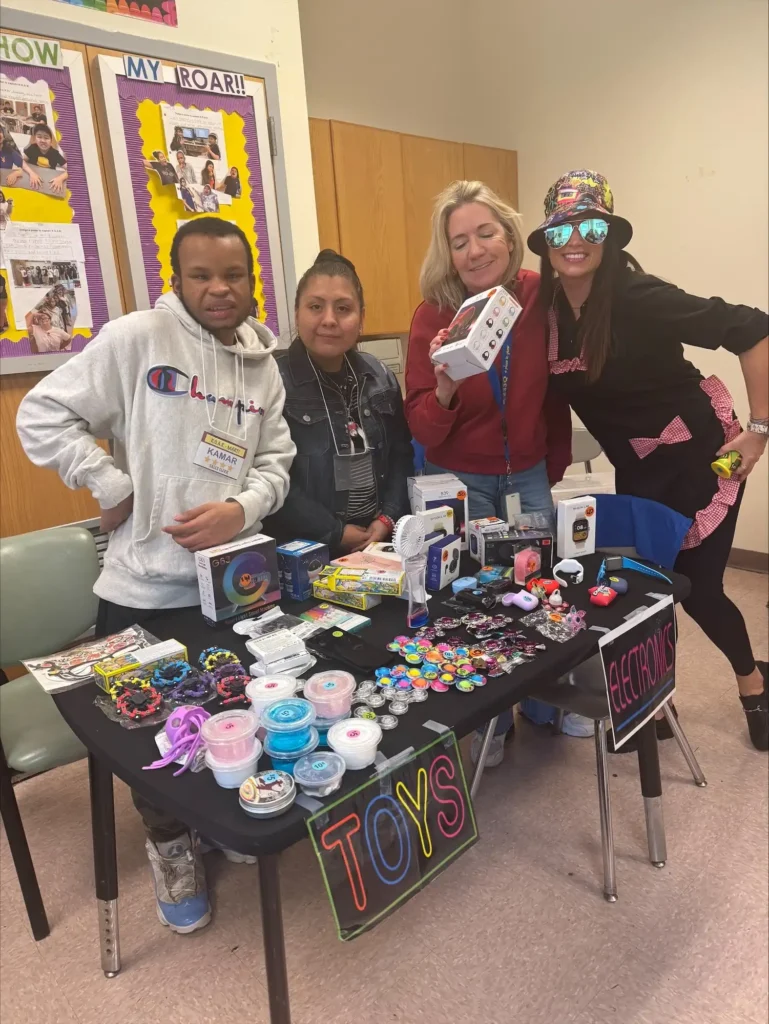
[419,180,525,310]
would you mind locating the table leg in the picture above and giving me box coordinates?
[88,754,120,977]
[636,719,666,868]
[469,716,499,801]
[662,702,707,787]
[258,853,291,1024]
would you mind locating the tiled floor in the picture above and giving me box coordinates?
[1,567,767,1024]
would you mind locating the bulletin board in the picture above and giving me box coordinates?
[95,52,290,338]
[0,34,122,373]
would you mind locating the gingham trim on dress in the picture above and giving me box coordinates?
[547,307,588,374]
[680,375,741,550]
[629,416,693,459]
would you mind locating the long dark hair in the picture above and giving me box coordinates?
[539,237,643,381]
[294,249,365,312]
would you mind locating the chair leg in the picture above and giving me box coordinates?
[551,709,566,736]
[469,716,499,800]
[0,748,50,940]
[662,702,707,787]
[594,720,617,903]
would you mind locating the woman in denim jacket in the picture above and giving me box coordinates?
[264,250,413,556]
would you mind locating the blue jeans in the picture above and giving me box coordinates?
[426,459,554,738]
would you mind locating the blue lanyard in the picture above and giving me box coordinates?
[487,335,513,473]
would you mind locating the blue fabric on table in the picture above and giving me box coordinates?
[594,494,693,569]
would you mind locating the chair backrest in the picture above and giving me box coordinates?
[0,526,100,667]
[571,428,602,466]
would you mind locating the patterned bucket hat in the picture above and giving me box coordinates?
[527,169,633,256]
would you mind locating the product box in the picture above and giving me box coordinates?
[276,539,329,601]
[94,639,188,693]
[416,505,455,552]
[299,603,372,633]
[333,548,403,571]
[319,566,405,597]
[426,534,462,591]
[468,517,509,563]
[312,579,383,611]
[557,495,597,558]
[410,475,470,549]
[195,534,281,625]
[430,285,523,381]
[246,629,306,666]
[484,530,554,584]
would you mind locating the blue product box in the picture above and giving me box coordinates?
[276,540,330,601]
[426,534,462,591]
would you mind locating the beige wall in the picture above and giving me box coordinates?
[2,0,320,279]
[300,0,768,553]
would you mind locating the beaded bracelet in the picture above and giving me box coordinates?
[116,684,162,720]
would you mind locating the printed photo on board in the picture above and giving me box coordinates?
[25,306,71,353]
[143,150,179,187]
[174,150,197,184]
[0,189,13,230]
[160,103,232,204]
[218,166,241,198]
[0,273,9,333]
[0,75,64,197]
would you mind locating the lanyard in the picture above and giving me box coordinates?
[487,335,513,474]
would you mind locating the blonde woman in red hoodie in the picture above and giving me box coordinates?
[405,180,572,525]
[405,180,574,766]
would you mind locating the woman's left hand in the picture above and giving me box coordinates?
[717,430,768,481]
[365,519,390,546]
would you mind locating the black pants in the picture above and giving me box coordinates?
[674,484,756,678]
[96,600,193,844]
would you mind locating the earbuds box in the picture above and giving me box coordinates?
[430,285,522,381]
[276,539,329,601]
[196,534,281,626]
[556,495,597,558]
[410,475,470,550]
[426,534,462,591]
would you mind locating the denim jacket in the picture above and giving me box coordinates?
[263,339,413,556]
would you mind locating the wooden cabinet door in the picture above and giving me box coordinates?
[401,135,464,313]
[308,118,340,253]
[329,121,411,334]
[462,144,519,209]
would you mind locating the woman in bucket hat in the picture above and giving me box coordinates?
[530,170,768,751]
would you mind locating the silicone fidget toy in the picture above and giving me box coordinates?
[116,684,162,719]
[143,705,210,776]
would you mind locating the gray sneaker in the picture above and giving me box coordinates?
[146,833,211,934]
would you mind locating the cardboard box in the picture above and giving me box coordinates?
[483,530,554,584]
[410,475,470,549]
[552,473,615,504]
[415,505,455,552]
[468,517,509,563]
[426,534,462,591]
[299,603,372,633]
[430,285,522,380]
[276,539,329,601]
[557,495,597,558]
[312,580,383,610]
[94,639,188,693]
[195,534,281,625]
[333,548,403,571]
[319,565,405,596]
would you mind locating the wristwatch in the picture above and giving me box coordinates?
[747,418,769,437]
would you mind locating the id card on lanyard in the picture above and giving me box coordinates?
[487,335,513,475]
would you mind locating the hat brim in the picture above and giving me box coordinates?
[527,204,633,256]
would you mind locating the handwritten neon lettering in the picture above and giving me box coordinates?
[608,660,623,712]
[396,768,432,858]
[428,754,466,839]
[363,796,411,886]
[320,813,367,912]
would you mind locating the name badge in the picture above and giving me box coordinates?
[193,431,247,480]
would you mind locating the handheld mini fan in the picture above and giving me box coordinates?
[393,515,429,628]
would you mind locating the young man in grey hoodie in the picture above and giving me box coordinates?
[17,219,296,934]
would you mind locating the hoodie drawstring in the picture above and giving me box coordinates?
[198,324,247,441]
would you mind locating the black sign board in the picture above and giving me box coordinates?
[599,595,676,749]
[308,731,478,941]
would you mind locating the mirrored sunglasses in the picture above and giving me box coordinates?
[544,218,609,249]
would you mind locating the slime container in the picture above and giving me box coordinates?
[314,710,351,745]
[293,752,346,797]
[264,727,319,775]
[245,676,300,719]
[205,739,261,789]
[327,719,382,770]
[201,709,258,764]
[239,770,296,818]
[303,670,356,718]
[261,698,316,753]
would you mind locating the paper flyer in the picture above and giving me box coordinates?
[0,74,68,199]
[160,102,238,209]
[22,625,160,694]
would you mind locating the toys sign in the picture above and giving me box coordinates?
[599,595,676,749]
[308,733,478,940]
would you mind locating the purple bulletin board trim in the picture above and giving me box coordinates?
[115,79,278,336]
[0,64,110,359]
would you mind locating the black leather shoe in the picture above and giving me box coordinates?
[740,662,769,752]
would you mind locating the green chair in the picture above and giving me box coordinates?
[0,526,100,940]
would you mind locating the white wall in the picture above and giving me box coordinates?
[2,0,319,279]
[301,0,769,553]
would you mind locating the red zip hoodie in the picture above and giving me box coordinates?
[404,269,572,482]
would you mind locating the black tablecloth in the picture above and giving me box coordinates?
[54,554,689,856]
